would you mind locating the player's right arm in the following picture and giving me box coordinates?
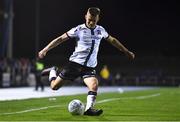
[38,33,69,59]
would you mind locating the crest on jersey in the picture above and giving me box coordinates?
[97,30,101,35]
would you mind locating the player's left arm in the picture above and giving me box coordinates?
[106,35,135,60]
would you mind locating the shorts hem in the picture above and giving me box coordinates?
[59,73,72,81]
[83,75,96,79]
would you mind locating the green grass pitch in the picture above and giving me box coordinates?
[0,88,180,121]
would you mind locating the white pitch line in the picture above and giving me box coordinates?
[96,93,161,104]
[0,93,161,115]
[0,105,65,115]
[135,93,161,99]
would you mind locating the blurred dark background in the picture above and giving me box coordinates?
[0,0,180,87]
[1,0,180,58]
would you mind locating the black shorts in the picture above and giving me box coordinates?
[59,61,96,81]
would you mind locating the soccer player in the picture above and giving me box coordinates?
[38,7,135,116]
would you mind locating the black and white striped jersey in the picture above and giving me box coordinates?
[66,23,109,68]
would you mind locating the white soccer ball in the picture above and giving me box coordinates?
[68,99,85,115]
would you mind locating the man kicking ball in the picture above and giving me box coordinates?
[38,7,135,116]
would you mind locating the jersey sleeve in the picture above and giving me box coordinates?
[102,27,109,39]
[66,25,79,38]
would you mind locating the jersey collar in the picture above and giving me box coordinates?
[85,23,97,30]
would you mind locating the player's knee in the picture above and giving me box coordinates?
[50,78,64,90]
[51,82,63,90]
[91,82,98,91]
[51,83,58,90]
[51,84,57,90]
[84,77,99,91]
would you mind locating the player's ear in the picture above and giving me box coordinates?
[95,15,99,23]
[97,16,100,22]
[85,14,87,20]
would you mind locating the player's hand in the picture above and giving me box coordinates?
[38,49,47,59]
[125,51,135,60]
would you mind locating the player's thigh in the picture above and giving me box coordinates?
[83,77,99,91]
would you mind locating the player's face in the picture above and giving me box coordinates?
[85,12,99,28]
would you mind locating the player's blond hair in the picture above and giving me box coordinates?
[88,7,101,17]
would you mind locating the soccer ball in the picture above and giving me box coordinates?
[68,99,85,115]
